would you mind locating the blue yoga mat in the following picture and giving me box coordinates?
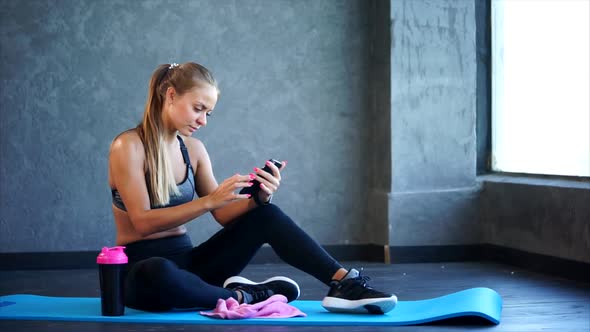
[0,287,502,326]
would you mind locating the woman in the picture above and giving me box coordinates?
[108,62,397,314]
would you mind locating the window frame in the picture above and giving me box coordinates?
[477,0,590,181]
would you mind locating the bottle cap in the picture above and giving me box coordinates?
[96,246,128,264]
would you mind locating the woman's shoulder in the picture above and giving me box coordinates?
[110,129,144,157]
[178,135,208,164]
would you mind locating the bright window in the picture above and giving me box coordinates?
[492,0,590,177]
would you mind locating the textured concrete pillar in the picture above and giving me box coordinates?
[389,0,480,247]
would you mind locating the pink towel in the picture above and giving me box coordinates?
[200,294,306,319]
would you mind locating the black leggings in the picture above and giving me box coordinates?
[123,204,343,311]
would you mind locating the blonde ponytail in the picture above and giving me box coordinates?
[137,62,218,207]
[137,64,180,207]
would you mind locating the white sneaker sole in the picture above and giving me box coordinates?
[321,295,398,314]
[223,276,301,299]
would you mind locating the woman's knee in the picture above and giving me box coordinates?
[240,203,298,231]
[249,203,287,221]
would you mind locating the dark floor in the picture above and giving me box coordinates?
[1,261,589,332]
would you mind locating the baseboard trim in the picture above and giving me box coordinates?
[1,244,587,282]
[0,251,98,270]
[388,245,483,263]
[480,244,590,283]
[388,244,589,282]
[250,244,385,264]
[0,245,385,271]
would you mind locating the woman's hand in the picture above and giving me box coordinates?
[205,173,254,209]
[253,160,287,204]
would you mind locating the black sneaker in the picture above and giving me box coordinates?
[223,276,300,304]
[321,268,397,314]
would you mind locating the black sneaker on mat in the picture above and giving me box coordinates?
[321,268,397,314]
[223,276,300,304]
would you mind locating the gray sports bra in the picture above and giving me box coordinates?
[111,135,195,211]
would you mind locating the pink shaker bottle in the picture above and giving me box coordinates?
[97,246,127,316]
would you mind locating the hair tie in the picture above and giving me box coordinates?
[169,63,179,70]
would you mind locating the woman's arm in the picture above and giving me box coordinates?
[188,137,286,226]
[110,134,250,236]
[187,137,258,226]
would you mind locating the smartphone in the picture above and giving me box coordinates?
[239,159,282,196]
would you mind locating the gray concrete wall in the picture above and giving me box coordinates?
[388,0,481,247]
[2,0,587,266]
[0,0,377,252]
